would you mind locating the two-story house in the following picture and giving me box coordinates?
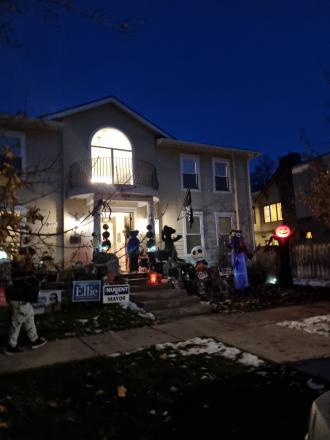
[253,152,330,246]
[0,96,258,267]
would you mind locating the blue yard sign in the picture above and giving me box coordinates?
[72,280,101,302]
[103,284,130,305]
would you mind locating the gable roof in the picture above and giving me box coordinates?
[254,150,330,203]
[40,95,173,138]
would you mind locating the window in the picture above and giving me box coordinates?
[180,154,200,190]
[213,159,230,192]
[90,127,132,184]
[215,212,234,264]
[183,211,204,254]
[0,132,25,171]
[263,203,283,223]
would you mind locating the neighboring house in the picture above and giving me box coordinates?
[0,96,258,267]
[253,152,330,246]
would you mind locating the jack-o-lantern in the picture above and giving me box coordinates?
[274,224,291,240]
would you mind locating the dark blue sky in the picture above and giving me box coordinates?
[1,0,330,165]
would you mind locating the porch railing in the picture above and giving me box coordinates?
[69,157,159,190]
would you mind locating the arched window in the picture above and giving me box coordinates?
[90,128,133,184]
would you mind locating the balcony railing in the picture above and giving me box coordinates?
[69,157,159,190]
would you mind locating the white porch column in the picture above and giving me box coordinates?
[93,195,101,238]
[146,197,154,226]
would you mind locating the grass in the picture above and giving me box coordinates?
[0,341,325,440]
[211,284,330,313]
[0,302,153,346]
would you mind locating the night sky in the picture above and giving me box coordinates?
[1,0,330,166]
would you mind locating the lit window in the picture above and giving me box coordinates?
[213,159,230,192]
[306,231,312,239]
[276,203,283,221]
[90,128,132,184]
[270,204,278,222]
[264,206,271,223]
[181,155,200,190]
[263,203,283,223]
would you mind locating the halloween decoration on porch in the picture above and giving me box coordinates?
[138,248,149,273]
[190,245,210,299]
[177,189,194,227]
[101,223,111,252]
[266,224,294,288]
[127,230,140,272]
[161,225,182,260]
[227,230,253,291]
[146,224,156,251]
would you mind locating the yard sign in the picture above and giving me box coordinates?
[103,284,130,305]
[72,280,101,302]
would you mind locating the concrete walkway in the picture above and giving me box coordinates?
[1,301,330,381]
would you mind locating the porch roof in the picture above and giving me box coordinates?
[0,113,62,131]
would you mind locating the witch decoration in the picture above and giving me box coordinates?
[127,230,140,272]
[227,229,253,291]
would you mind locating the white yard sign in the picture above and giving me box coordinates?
[103,284,130,305]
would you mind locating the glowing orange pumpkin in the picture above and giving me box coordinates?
[274,224,291,239]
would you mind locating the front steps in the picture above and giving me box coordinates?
[124,271,210,321]
[130,285,210,322]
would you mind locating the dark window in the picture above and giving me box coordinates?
[182,157,199,190]
[214,161,229,191]
[0,136,22,171]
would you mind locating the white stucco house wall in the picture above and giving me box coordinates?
[0,96,259,268]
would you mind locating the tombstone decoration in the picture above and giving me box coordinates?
[267,224,294,288]
[227,229,253,291]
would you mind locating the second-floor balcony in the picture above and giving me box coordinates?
[69,156,159,193]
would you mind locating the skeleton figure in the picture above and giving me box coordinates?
[190,245,210,298]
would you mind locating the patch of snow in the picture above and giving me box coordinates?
[155,337,264,367]
[76,319,88,325]
[64,332,76,337]
[307,378,325,392]
[124,301,156,321]
[277,315,330,337]
[239,352,264,368]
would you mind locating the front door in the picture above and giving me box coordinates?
[101,212,133,271]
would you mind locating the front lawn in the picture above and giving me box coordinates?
[0,337,326,440]
[0,302,153,347]
[211,284,330,313]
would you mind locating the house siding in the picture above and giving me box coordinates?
[156,146,252,264]
[1,101,257,267]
